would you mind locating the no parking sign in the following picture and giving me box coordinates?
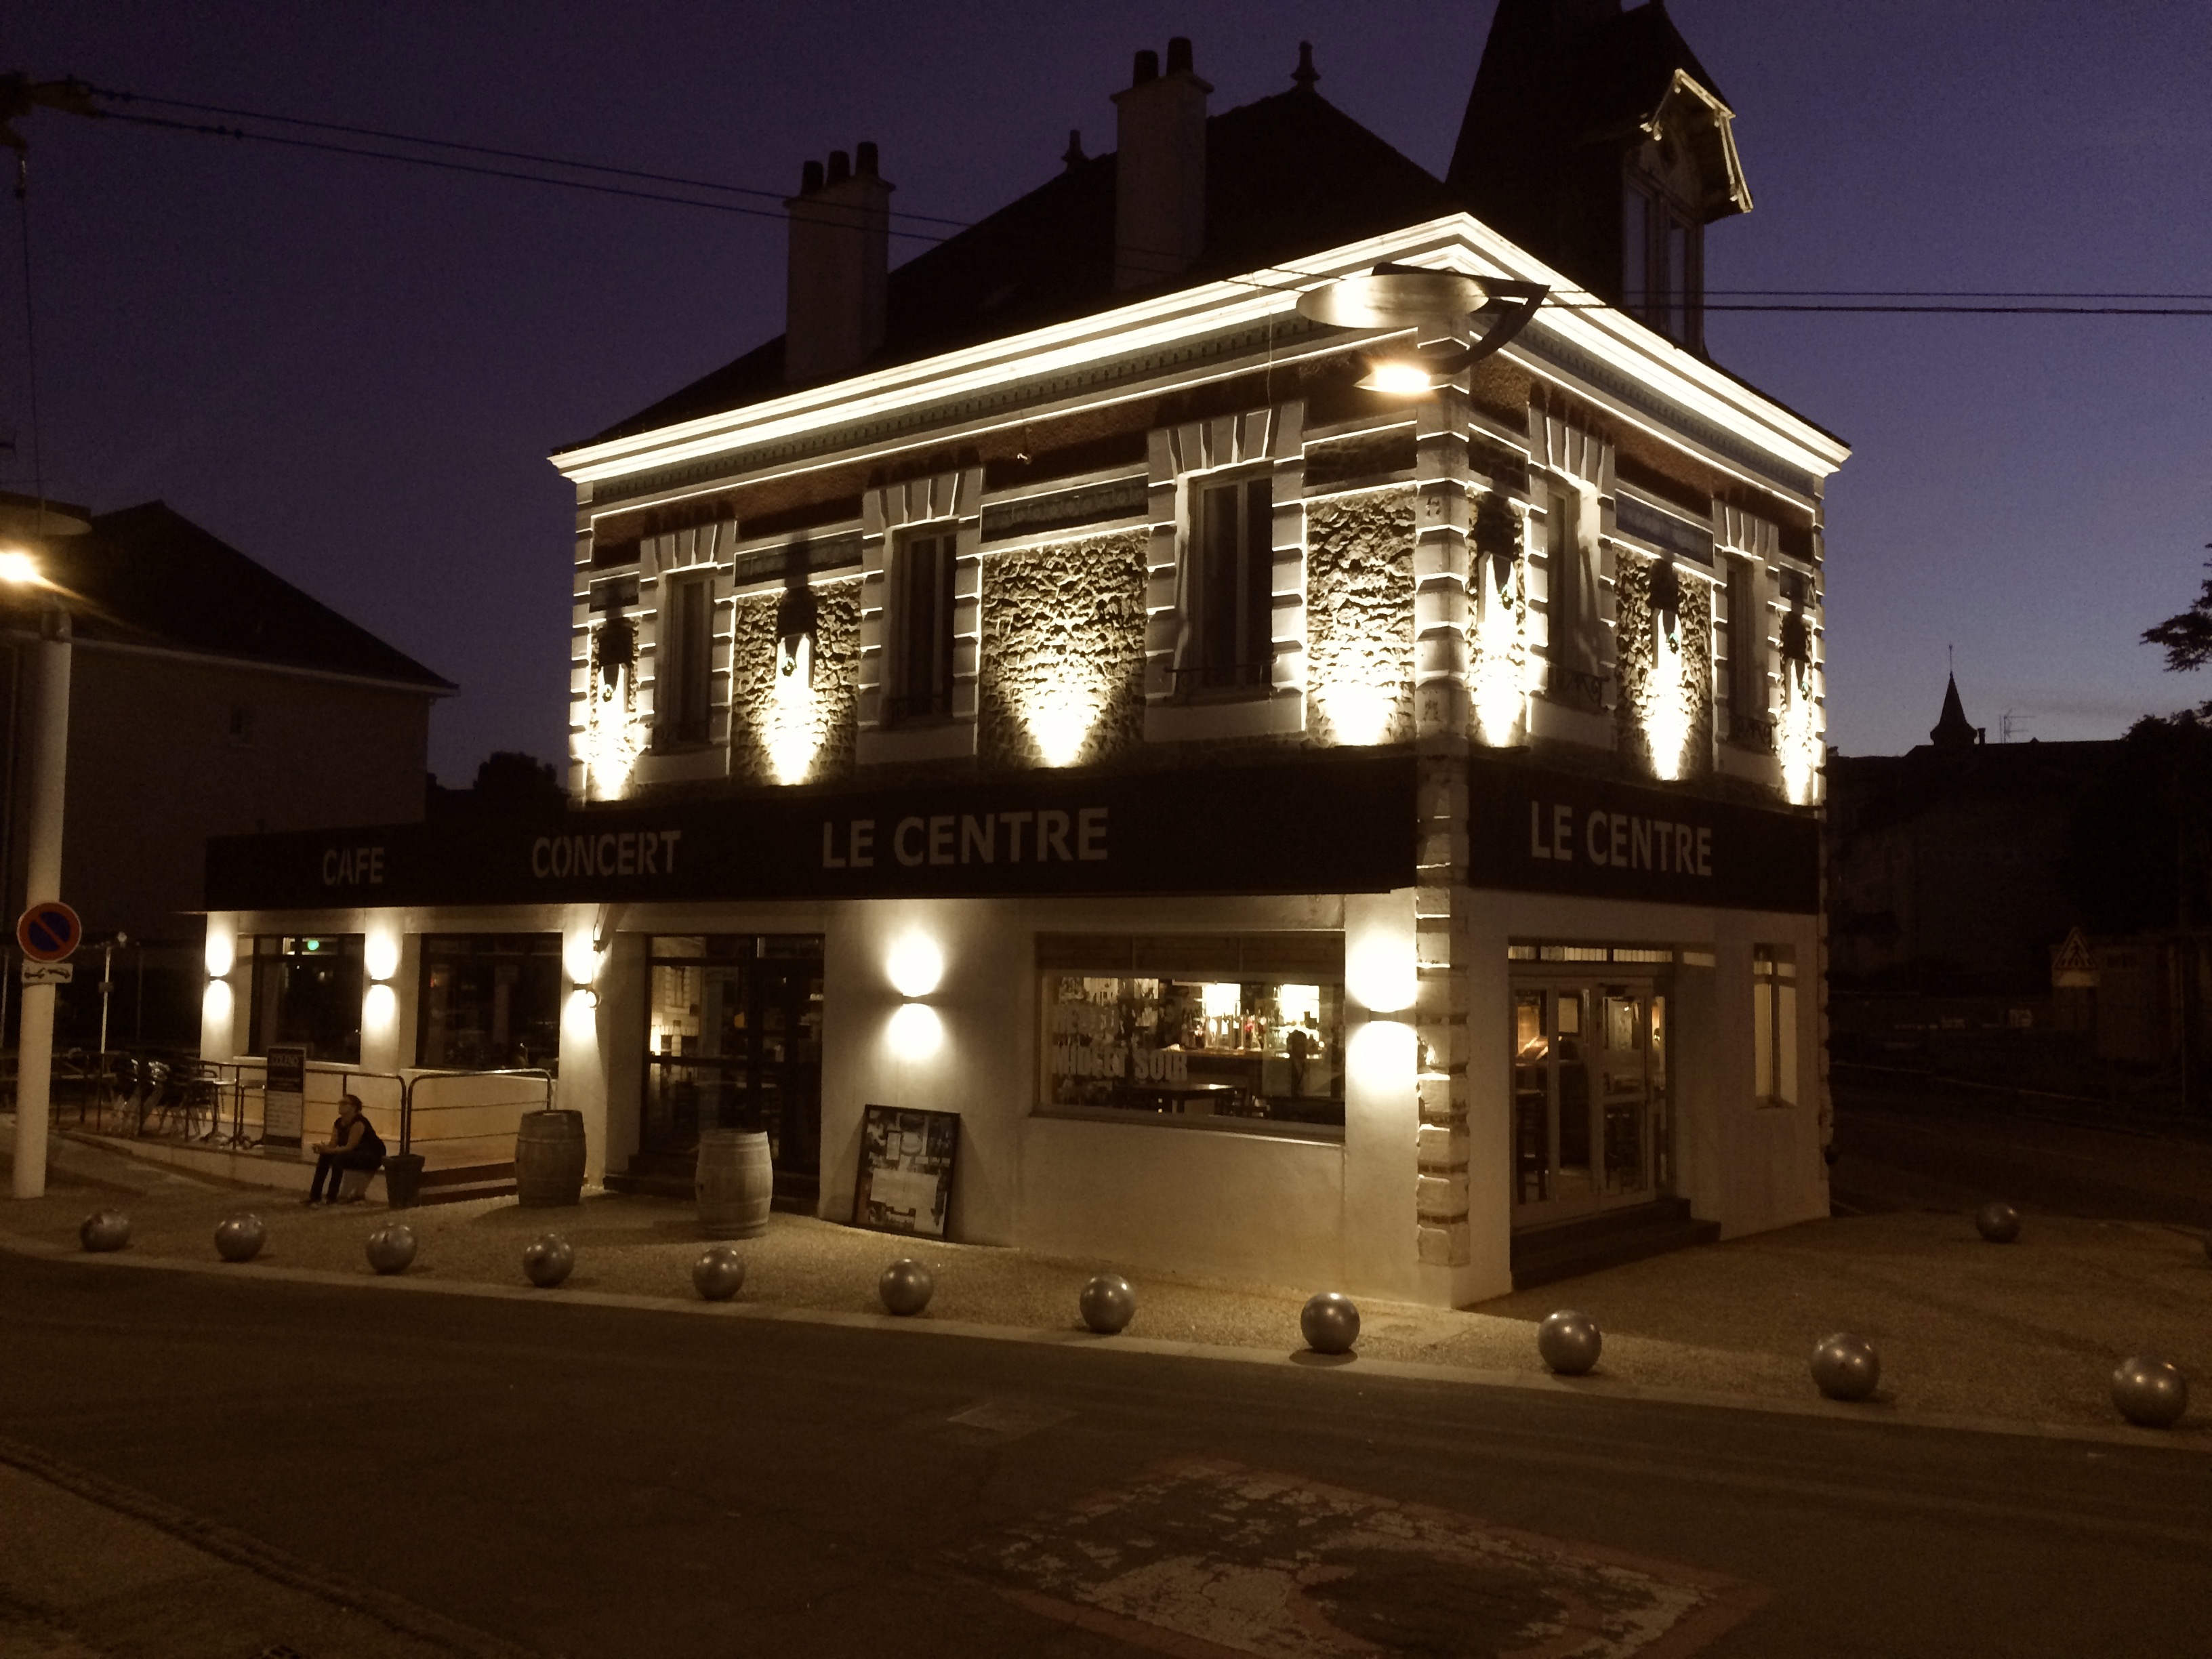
[17,901,82,963]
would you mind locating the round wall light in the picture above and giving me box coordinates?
[886,934,945,1000]
[887,1001,943,1060]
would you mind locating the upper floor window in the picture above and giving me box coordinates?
[886,525,956,724]
[1623,184,1702,350]
[657,572,715,747]
[1541,483,1603,713]
[1178,475,1274,696]
[1724,555,1769,749]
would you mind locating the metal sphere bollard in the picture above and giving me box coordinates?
[365,1223,417,1276]
[1300,1292,1361,1355]
[78,1210,132,1253]
[1080,1273,1137,1335]
[1536,1309,1603,1376]
[692,1244,747,1301]
[1809,1331,1881,1401]
[523,1233,575,1289]
[214,1213,266,1263]
[878,1257,935,1316]
[2110,1355,2189,1429]
[1974,1201,2022,1244]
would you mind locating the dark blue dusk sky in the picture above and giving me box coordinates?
[3,1,2208,778]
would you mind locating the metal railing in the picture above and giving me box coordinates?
[398,1068,556,1156]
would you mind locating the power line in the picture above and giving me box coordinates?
[59,83,2212,318]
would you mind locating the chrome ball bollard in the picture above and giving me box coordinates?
[78,1210,132,1253]
[692,1244,747,1302]
[1300,1292,1361,1355]
[1975,1201,2022,1244]
[213,1213,266,1263]
[2110,1355,2189,1429]
[1080,1273,1137,1335]
[878,1257,935,1317]
[523,1233,575,1290]
[1536,1309,1603,1376]
[365,1223,417,1276]
[1809,1331,1881,1401]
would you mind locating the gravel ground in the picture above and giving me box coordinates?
[9,1127,2211,1441]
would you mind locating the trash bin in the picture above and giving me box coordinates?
[382,1153,425,1210]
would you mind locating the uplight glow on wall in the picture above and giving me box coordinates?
[1471,546,1530,747]
[886,1000,944,1059]
[1643,612,1692,782]
[1024,680,1103,769]
[204,928,236,980]
[767,632,821,785]
[581,627,648,801]
[364,930,401,985]
[1319,679,1397,748]
[1780,659,1822,805]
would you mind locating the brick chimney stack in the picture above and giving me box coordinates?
[1111,37,1210,290]
[784,142,891,384]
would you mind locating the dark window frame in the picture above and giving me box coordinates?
[413,933,564,1074]
[1176,472,1276,698]
[884,525,958,725]
[245,935,364,1063]
[655,571,716,748]
[1622,179,1704,352]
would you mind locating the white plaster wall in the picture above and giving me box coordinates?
[1457,889,1519,1305]
[1342,888,1418,1298]
[1019,1116,1344,1288]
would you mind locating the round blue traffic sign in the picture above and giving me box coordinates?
[18,901,83,963]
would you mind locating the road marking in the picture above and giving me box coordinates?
[960,1458,1768,1657]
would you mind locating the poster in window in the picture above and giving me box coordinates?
[851,1104,958,1237]
[263,1044,306,1150]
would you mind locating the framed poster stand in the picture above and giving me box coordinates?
[851,1105,958,1237]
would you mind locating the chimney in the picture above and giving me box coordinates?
[784,141,891,384]
[1111,37,1210,290]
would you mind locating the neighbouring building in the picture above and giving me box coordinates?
[0,494,451,1046]
[201,3,1848,1303]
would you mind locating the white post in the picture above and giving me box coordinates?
[12,603,71,1200]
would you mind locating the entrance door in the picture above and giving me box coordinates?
[640,936,825,1204]
[1511,974,1668,1225]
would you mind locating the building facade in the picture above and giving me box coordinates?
[203,5,1847,1304]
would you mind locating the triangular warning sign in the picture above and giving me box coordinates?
[2051,926,2095,988]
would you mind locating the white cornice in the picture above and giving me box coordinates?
[551,212,1849,492]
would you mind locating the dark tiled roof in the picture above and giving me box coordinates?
[583,84,1456,446]
[33,501,453,692]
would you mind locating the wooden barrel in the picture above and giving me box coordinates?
[514,1109,587,1207]
[697,1129,773,1239]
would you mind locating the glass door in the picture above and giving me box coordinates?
[641,937,825,1202]
[1511,974,1667,1226]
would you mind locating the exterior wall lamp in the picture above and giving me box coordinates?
[1296,264,1549,393]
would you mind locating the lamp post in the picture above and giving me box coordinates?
[1294,263,1549,392]
[3,549,71,1200]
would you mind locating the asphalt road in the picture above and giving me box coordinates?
[1831,1082,2212,1228]
[2,1252,2208,1658]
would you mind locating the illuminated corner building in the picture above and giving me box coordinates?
[205,4,1847,1304]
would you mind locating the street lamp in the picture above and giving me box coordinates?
[1295,263,1549,393]
[1,545,73,1200]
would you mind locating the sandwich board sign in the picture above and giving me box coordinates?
[263,1045,307,1151]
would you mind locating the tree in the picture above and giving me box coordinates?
[2141,544,2212,683]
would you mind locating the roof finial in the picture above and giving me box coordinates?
[1292,40,1319,91]
[1062,128,1086,171]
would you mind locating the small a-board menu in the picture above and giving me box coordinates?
[262,1045,306,1150]
[851,1105,958,1237]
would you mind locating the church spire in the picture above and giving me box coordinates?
[1929,672,1982,749]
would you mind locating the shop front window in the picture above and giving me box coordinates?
[1036,933,1346,1129]
[247,935,363,1063]
[416,935,562,1072]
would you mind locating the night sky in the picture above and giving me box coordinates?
[3,1,2208,779]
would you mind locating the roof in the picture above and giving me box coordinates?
[19,501,453,693]
[1929,672,1979,748]
[583,79,1456,445]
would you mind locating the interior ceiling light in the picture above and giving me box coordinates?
[1296,263,1549,394]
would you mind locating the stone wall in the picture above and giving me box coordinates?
[728,577,860,785]
[1614,552,1715,780]
[977,531,1149,769]
[1306,489,1416,746]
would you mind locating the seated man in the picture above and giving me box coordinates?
[304,1093,386,1204]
